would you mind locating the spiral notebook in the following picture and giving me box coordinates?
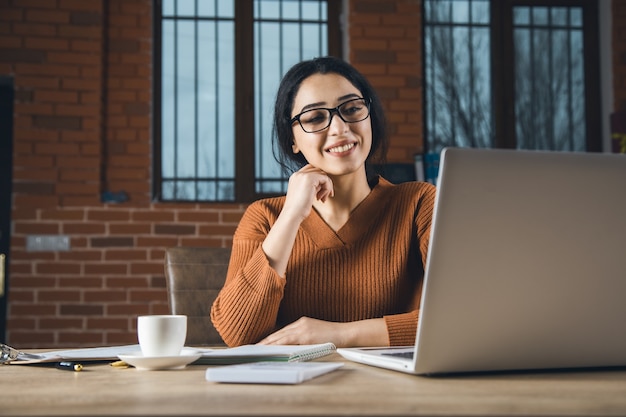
[195,342,337,365]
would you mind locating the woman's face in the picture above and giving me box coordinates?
[290,73,372,178]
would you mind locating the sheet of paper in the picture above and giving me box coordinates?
[11,344,150,364]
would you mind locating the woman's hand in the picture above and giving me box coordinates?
[258,317,388,348]
[262,165,333,277]
[282,164,334,222]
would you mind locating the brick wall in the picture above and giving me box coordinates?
[349,0,424,161]
[2,0,245,348]
[614,0,626,111]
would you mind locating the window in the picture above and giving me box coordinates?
[154,0,342,202]
[423,0,601,158]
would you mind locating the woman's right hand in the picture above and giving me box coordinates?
[261,164,333,277]
[282,164,334,222]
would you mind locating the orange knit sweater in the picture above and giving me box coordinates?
[211,177,436,347]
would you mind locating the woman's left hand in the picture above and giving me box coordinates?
[258,316,388,348]
[258,317,350,347]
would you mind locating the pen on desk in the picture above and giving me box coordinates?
[110,360,129,368]
[56,361,83,372]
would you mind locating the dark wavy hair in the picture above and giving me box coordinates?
[272,56,388,176]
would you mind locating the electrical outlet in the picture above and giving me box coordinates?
[26,235,71,252]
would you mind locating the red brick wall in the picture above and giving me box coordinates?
[2,0,245,348]
[614,0,626,111]
[349,0,424,161]
[104,0,153,206]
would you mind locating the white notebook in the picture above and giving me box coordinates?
[205,361,344,384]
[195,342,336,365]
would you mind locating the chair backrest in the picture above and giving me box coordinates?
[164,247,231,346]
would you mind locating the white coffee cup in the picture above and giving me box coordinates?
[137,315,187,357]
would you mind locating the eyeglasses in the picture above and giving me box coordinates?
[290,97,371,133]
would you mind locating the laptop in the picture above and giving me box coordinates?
[337,147,626,375]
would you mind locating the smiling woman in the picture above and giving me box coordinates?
[210,56,437,350]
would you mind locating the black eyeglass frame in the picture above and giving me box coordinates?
[290,97,371,133]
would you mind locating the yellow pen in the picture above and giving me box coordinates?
[110,360,129,368]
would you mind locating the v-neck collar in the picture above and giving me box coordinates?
[300,177,393,249]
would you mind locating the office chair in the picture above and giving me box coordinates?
[164,246,231,346]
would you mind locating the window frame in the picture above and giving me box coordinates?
[152,0,343,203]
[494,0,601,152]
[422,0,602,154]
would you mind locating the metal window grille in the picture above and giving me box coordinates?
[253,0,328,195]
[159,0,236,202]
[512,6,585,151]
[424,0,493,154]
[156,0,330,202]
[423,0,595,154]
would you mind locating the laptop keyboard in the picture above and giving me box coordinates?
[382,351,414,359]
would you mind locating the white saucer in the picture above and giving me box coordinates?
[118,349,202,371]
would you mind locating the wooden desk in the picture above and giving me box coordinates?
[2,353,626,416]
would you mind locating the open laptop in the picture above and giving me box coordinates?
[337,147,626,375]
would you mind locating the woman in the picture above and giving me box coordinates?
[211,56,436,348]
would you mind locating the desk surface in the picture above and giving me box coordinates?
[2,353,626,416]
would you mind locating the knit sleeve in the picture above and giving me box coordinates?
[415,182,436,267]
[210,201,286,347]
[384,311,419,346]
[383,182,436,346]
